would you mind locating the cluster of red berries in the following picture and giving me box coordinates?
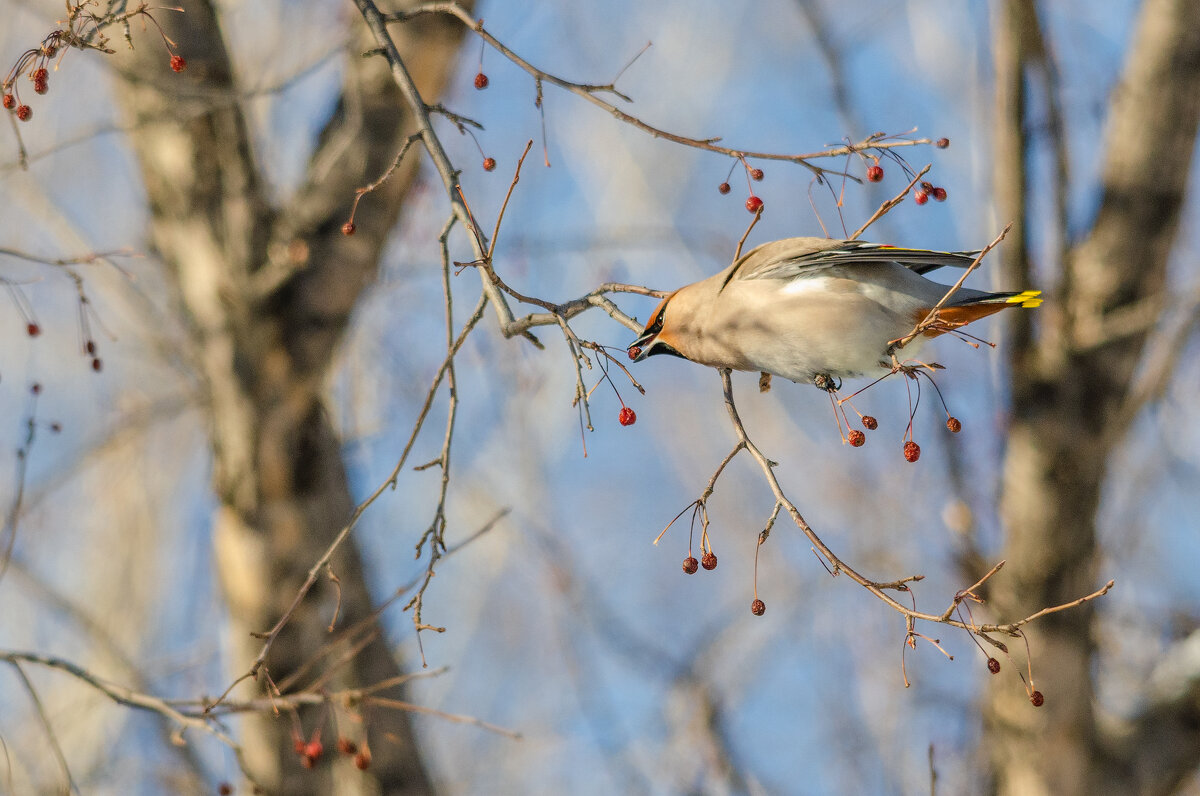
[681,551,718,574]
[337,737,372,770]
[2,61,51,123]
[717,159,765,214]
[294,735,372,770]
[914,181,948,206]
[295,736,324,769]
[848,408,961,461]
[86,339,102,373]
[717,183,766,215]
[3,29,186,125]
[845,414,878,448]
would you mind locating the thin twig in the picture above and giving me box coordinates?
[386,4,931,180]
[8,661,78,795]
[362,697,521,739]
[849,164,930,241]
[204,290,490,711]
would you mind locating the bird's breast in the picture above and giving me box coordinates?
[684,276,923,381]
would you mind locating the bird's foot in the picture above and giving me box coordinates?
[813,373,842,393]
[888,356,944,377]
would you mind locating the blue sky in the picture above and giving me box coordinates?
[3,0,1195,793]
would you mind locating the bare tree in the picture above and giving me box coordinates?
[986,0,1200,793]
[110,1,469,791]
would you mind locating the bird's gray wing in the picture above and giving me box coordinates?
[730,239,980,286]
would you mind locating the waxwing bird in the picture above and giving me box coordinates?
[628,237,1041,386]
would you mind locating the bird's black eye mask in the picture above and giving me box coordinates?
[644,305,667,337]
[628,303,685,360]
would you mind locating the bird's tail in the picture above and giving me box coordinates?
[956,289,1043,308]
[918,289,1042,335]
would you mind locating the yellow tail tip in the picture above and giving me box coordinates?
[1006,289,1043,308]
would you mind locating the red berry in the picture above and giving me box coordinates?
[91,357,103,372]
[847,429,865,447]
[50,422,61,433]
[170,54,186,72]
[717,182,731,195]
[354,750,371,770]
[26,322,40,337]
[987,657,1000,674]
[483,157,496,171]
[341,221,356,236]
[304,740,323,762]
[866,164,884,182]
[701,552,717,570]
[33,68,48,82]
[750,167,764,181]
[618,406,636,426]
[932,186,947,202]
[337,738,357,755]
[751,599,765,616]
[903,440,920,462]
[293,737,306,754]
[218,784,233,796]
[914,190,929,205]
[682,556,698,574]
[33,78,47,95]
[936,137,950,149]
[1030,690,1044,707]
[745,195,763,213]
[43,45,57,58]
[921,181,934,191]
[2,93,14,110]
[16,105,31,122]
[85,340,96,355]
[474,72,489,89]
[627,345,642,360]
[31,383,41,395]
[861,415,878,430]
[946,417,961,433]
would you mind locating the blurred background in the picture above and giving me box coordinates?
[1,0,1198,793]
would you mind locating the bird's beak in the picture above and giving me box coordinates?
[627,330,656,362]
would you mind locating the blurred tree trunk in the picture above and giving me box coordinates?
[985,0,1200,793]
[113,2,469,792]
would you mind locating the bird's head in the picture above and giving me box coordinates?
[628,293,687,362]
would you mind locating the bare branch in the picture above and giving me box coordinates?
[712,368,1111,643]
[384,2,932,180]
